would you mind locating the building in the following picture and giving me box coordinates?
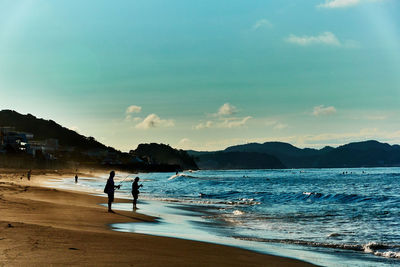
[27,139,59,157]
[0,127,33,153]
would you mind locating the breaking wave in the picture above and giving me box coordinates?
[168,174,197,180]
[296,191,388,203]
[235,237,400,259]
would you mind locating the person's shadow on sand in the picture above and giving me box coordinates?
[110,211,154,223]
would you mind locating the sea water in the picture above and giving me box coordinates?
[45,168,400,266]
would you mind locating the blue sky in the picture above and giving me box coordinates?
[0,0,399,151]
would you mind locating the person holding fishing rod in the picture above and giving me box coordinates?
[104,171,120,213]
[132,177,143,210]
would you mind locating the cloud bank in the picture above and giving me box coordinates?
[125,105,142,120]
[318,0,360,8]
[195,103,251,129]
[194,121,214,130]
[135,114,174,129]
[126,105,142,114]
[220,116,252,128]
[273,123,288,130]
[252,19,273,30]
[313,105,337,116]
[286,32,341,46]
[318,0,385,9]
[286,32,359,48]
[265,119,289,130]
[217,103,237,116]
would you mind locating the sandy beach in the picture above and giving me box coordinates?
[0,169,315,266]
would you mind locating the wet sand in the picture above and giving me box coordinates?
[0,169,315,266]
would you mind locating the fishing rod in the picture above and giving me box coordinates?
[117,174,132,188]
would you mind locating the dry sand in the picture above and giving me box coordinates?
[0,169,315,266]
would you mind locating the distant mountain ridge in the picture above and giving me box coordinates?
[2,109,399,170]
[190,151,285,170]
[223,140,400,168]
[224,141,322,168]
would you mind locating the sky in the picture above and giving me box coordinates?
[0,0,399,151]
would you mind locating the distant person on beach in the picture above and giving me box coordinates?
[131,177,143,210]
[75,174,78,183]
[27,170,31,181]
[104,171,120,213]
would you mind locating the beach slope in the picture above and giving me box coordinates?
[0,173,314,266]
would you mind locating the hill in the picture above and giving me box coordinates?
[317,140,400,168]
[0,110,111,151]
[191,151,285,170]
[2,110,399,170]
[225,142,322,168]
[223,140,400,168]
[131,143,198,170]
[0,110,195,171]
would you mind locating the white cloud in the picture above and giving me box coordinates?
[135,114,174,129]
[194,121,214,130]
[318,0,360,8]
[264,119,289,130]
[125,105,142,120]
[221,116,252,128]
[217,103,237,116]
[365,115,387,120]
[126,105,142,114]
[194,117,252,130]
[195,103,251,130]
[318,0,384,9]
[252,19,273,30]
[313,105,337,116]
[286,32,341,46]
[273,123,288,130]
[286,32,359,48]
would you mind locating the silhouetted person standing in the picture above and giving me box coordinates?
[27,170,31,181]
[104,171,120,213]
[75,174,78,183]
[131,177,143,210]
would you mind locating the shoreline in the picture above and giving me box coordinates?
[0,169,315,266]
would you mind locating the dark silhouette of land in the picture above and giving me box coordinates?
[189,140,400,169]
[0,109,110,151]
[2,109,399,170]
[189,151,285,169]
[132,143,198,170]
[0,110,197,172]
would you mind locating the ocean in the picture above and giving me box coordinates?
[45,168,400,266]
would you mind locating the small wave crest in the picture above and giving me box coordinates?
[373,250,400,259]
[233,210,245,216]
[168,174,197,180]
[234,236,400,259]
[327,232,341,238]
[363,242,400,259]
[142,196,260,206]
[298,192,388,204]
